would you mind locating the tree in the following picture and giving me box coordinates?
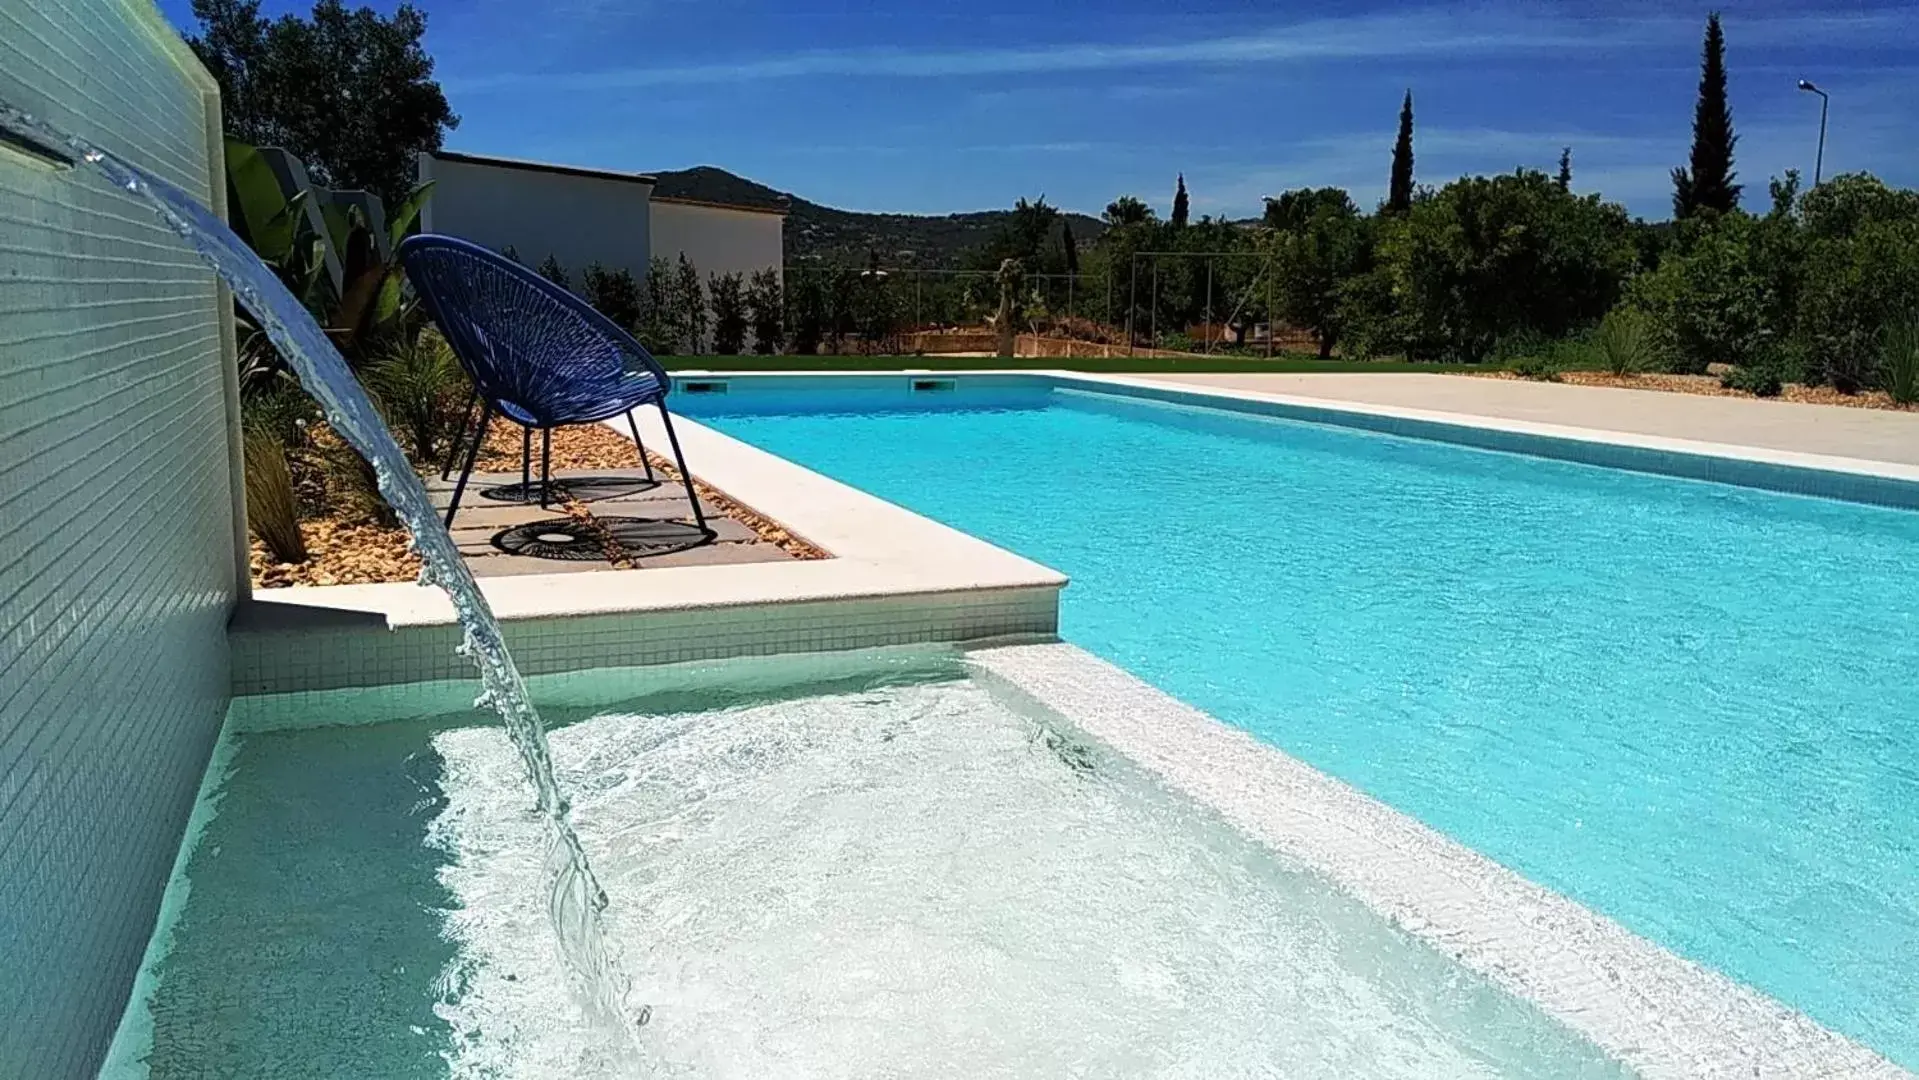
[1266,188,1367,358]
[1062,220,1080,276]
[1387,90,1415,215]
[787,271,825,355]
[187,0,458,206]
[1171,174,1190,228]
[745,268,785,354]
[1103,195,1156,227]
[1628,214,1774,374]
[1672,12,1740,219]
[976,197,1061,271]
[580,263,641,330]
[672,255,707,354]
[1557,147,1573,191]
[536,255,570,291]
[639,255,675,353]
[709,272,748,354]
[1376,169,1637,361]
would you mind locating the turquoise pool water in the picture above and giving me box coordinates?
[687,382,1919,1064]
[115,653,1616,1077]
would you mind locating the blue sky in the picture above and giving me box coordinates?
[157,0,1919,220]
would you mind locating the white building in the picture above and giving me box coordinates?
[415,149,785,291]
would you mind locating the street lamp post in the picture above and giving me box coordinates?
[1798,79,1829,185]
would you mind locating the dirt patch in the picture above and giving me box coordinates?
[251,518,420,588]
[1466,369,1919,411]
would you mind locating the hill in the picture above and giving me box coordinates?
[648,166,1104,270]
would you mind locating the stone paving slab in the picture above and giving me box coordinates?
[428,467,801,575]
[1130,372,1919,467]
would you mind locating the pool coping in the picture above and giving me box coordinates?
[228,405,1065,693]
[235,367,1919,693]
[971,642,1904,1080]
[670,368,1919,508]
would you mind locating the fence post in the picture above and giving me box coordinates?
[1127,253,1138,357]
[1150,260,1159,350]
[1266,256,1275,359]
[1204,257,1214,355]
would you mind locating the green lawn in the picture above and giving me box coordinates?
[657,354,1500,375]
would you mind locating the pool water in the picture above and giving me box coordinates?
[690,385,1919,1064]
[117,654,1618,1078]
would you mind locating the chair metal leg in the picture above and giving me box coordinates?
[627,411,655,482]
[521,428,531,495]
[657,401,707,532]
[440,389,479,481]
[446,402,493,530]
[540,428,553,509]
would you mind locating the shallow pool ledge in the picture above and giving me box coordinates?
[970,643,1905,1080]
[229,408,1064,694]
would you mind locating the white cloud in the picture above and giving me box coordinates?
[441,6,1916,95]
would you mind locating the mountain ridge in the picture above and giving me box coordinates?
[648,165,1105,269]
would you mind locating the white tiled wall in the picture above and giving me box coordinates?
[230,587,1060,695]
[0,6,237,1077]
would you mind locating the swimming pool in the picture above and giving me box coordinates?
[107,650,1618,1078]
[681,375,1919,1066]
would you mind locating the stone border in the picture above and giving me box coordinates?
[228,402,1066,693]
[1055,371,1919,509]
[969,642,1903,1080]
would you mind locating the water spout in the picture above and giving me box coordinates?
[0,103,646,1044]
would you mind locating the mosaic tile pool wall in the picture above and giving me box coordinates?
[0,5,239,1076]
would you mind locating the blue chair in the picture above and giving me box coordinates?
[398,234,707,535]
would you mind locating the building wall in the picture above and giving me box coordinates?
[649,198,785,284]
[0,4,241,1078]
[417,152,653,285]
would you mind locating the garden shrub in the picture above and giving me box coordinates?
[364,329,466,462]
[1628,214,1776,374]
[243,426,307,563]
[1720,362,1784,397]
[1881,313,1919,406]
[1508,355,1561,381]
[1593,306,1653,376]
[1795,220,1919,393]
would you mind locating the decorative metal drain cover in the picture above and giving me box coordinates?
[490,519,606,561]
[492,516,714,561]
[479,475,661,504]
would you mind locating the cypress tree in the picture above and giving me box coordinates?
[1171,173,1189,228]
[1672,12,1741,218]
[1557,147,1572,191]
[1387,90,1415,214]
[1061,219,1079,275]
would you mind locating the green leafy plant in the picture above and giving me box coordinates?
[1628,213,1775,374]
[320,395,399,528]
[364,329,466,463]
[1880,313,1919,406]
[746,268,785,354]
[1796,221,1919,393]
[1720,363,1784,397]
[708,271,748,355]
[1508,355,1562,381]
[244,426,308,564]
[241,383,318,448]
[1593,306,1654,376]
[582,263,643,330]
[673,255,708,354]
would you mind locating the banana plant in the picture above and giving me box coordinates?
[223,136,435,363]
[323,179,434,353]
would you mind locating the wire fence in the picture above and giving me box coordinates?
[782,251,1301,357]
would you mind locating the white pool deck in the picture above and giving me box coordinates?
[1134,371,1919,467]
[223,370,1919,1078]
